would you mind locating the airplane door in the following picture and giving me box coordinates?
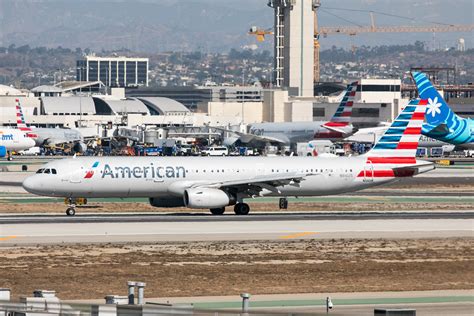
[363,161,374,182]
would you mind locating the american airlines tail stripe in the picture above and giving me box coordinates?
[367,157,417,164]
[411,112,425,120]
[379,135,402,142]
[373,143,398,150]
[404,127,422,135]
[396,142,419,150]
[391,121,409,128]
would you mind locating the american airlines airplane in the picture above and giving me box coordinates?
[23,99,433,216]
[0,128,36,159]
[15,99,86,152]
[224,82,359,147]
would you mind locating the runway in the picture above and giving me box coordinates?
[0,212,472,245]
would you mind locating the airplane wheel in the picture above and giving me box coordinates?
[279,198,288,209]
[234,203,250,215]
[66,208,76,216]
[210,207,226,215]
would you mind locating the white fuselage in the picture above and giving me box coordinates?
[23,156,388,199]
[0,128,36,152]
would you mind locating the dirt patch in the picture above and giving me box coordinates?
[0,200,473,214]
[1,238,472,300]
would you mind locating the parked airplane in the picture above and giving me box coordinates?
[23,99,433,216]
[346,125,456,153]
[412,71,474,147]
[0,128,36,159]
[223,82,359,147]
[15,99,86,152]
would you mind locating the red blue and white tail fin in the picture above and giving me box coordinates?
[15,99,37,139]
[15,99,31,131]
[364,99,425,165]
[324,81,358,126]
[357,99,431,180]
[365,99,427,160]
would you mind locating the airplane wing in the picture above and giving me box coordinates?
[169,172,317,197]
[322,123,352,135]
[211,126,287,144]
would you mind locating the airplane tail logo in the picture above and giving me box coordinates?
[326,81,358,126]
[84,161,99,179]
[365,99,426,159]
[15,99,38,139]
[412,72,451,126]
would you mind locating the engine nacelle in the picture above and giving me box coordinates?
[184,188,233,209]
[73,142,87,153]
[149,197,185,208]
[0,146,6,157]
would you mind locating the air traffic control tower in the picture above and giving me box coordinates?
[268,0,318,97]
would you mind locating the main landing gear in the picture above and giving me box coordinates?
[279,197,288,210]
[208,203,251,216]
[234,203,250,215]
[210,207,226,215]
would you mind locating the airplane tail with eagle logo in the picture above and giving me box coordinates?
[412,71,473,145]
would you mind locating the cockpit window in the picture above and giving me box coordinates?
[36,169,44,174]
[52,169,57,174]
[44,169,51,174]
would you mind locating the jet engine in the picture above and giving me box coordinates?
[73,141,87,153]
[0,146,6,157]
[184,188,235,209]
[149,197,185,208]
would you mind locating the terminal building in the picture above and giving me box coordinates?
[77,56,149,88]
[126,86,263,111]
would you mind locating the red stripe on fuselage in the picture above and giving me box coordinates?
[357,170,395,178]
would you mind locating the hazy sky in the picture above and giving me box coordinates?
[0,0,472,51]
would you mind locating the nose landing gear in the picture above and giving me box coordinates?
[66,207,76,216]
[64,198,87,216]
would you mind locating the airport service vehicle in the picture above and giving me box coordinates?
[202,146,228,156]
[412,72,474,147]
[0,128,36,159]
[23,99,434,216]
[15,99,85,152]
[223,82,359,147]
[296,140,333,156]
[465,149,474,158]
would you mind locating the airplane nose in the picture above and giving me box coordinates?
[22,176,41,194]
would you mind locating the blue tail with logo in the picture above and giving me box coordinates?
[412,71,473,145]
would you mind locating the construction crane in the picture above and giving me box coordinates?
[248,26,273,42]
[313,8,474,82]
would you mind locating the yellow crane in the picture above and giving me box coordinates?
[248,26,273,42]
[313,9,474,82]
